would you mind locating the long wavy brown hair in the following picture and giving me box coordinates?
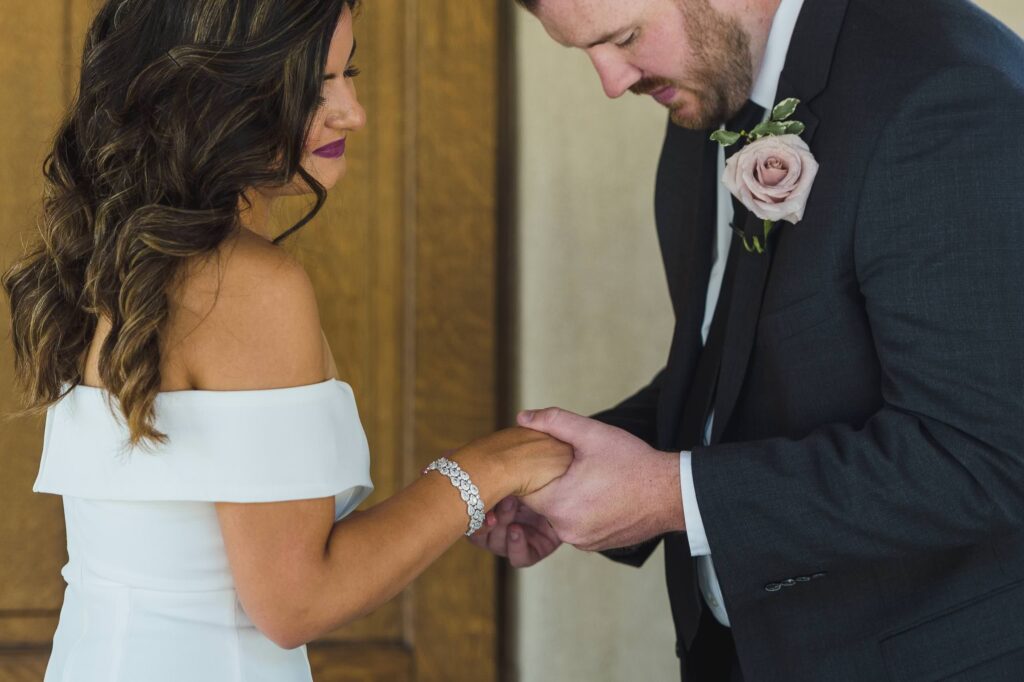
[2,0,355,447]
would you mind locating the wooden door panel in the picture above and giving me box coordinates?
[410,1,502,679]
[278,0,411,647]
[0,0,75,652]
[0,652,49,682]
[0,613,60,647]
[0,1,501,680]
[308,643,413,682]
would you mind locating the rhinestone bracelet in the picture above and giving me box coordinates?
[423,457,485,536]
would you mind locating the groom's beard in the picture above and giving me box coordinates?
[631,0,754,130]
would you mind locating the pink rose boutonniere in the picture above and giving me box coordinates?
[710,98,819,254]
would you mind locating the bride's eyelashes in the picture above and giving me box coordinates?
[317,65,361,106]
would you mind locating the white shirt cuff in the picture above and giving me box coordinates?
[680,450,711,556]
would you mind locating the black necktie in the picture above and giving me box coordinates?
[678,101,765,449]
[725,100,766,237]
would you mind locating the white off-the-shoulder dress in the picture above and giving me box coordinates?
[33,379,374,682]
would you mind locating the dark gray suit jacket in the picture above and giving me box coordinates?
[593,0,1024,679]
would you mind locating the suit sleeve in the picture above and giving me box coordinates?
[692,66,1024,609]
[589,367,667,567]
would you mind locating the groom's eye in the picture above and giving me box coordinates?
[617,30,639,48]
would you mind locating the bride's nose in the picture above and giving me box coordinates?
[325,92,366,133]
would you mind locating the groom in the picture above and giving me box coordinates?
[473,0,1024,680]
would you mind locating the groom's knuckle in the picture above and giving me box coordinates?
[542,406,562,423]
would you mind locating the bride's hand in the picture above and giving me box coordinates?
[455,427,572,498]
[468,496,562,567]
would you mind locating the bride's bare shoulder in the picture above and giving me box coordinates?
[164,228,326,391]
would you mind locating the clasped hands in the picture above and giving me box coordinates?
[469,408,685,566]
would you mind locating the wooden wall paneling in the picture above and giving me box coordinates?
[279,0,411,645]
[308,642,414,682]
[0,652,49,682]
[0,1,504,680]
[68,0,100,88]
[412,1,501,681]
[0,0,76,670]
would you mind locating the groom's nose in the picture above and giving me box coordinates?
[586,48,642,99]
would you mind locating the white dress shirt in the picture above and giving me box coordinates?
[678,0,806,628]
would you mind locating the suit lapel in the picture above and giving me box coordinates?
[708,0,848,444]
[657,126,720,450]
[656,125,720,648]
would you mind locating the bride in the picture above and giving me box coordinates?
[2,1,570,680]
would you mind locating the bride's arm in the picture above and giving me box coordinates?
[181,237,567,649]
[217,427,556,649]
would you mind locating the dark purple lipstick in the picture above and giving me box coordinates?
[313,137,346,159]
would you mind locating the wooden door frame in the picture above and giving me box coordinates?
[287,0,512,679]
[401,1,505,679]
[0,1,510,681]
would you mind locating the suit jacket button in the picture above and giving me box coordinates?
[795,575,811,582]
[765,582,782,592]
[781,578,796,587]
[811,572,827,579]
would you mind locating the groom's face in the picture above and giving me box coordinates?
[531,0,757,129]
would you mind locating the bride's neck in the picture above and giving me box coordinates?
[237,189,276,241]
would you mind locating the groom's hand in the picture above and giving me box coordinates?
[468,496,562,567]
[517,407,685,552]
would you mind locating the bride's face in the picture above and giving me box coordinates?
[270,6,366,198]
[302,6,365,189]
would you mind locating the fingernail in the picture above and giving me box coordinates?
[510,531,521,541]
[519,410,534,423]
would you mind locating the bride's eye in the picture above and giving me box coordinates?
[344,64,361,79]
[317,95,327,107]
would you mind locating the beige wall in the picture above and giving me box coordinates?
[512,8,678,680]
[982,0,1024,34]
[512,2,1022,681]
